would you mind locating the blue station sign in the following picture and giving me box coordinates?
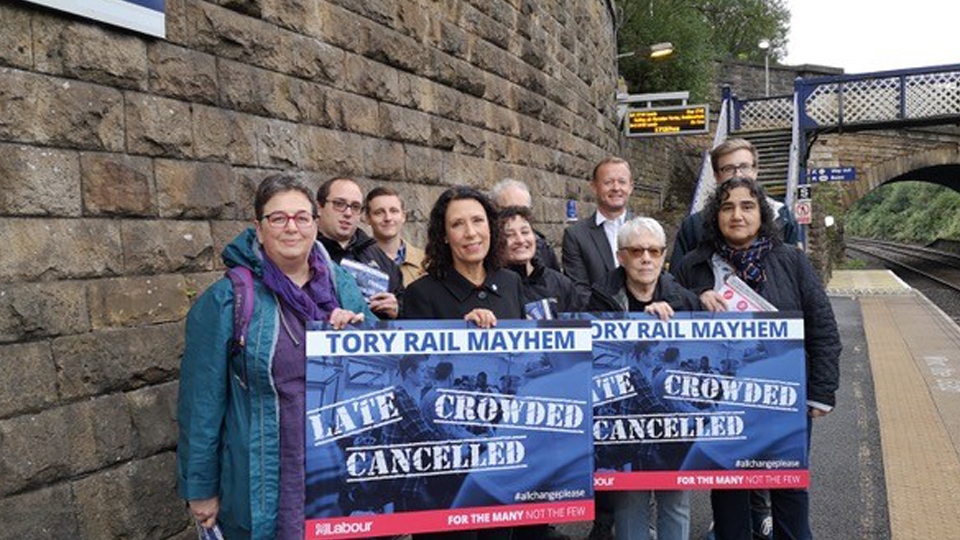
[806,167,856,182]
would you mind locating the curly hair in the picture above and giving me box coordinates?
[423,186,501,280]
[700,176,780,248]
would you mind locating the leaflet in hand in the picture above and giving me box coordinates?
[340,258,389,300]
[717,274,777,312]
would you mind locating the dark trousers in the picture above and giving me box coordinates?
[414,528,512,540]
[711,489,809,540]
[511,525,549,540]
[712,417,813,540]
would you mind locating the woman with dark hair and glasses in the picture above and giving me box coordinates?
[401,186,522,540]
[672,177,841,540]
[177,174,374,540]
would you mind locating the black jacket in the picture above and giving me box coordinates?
[668,205,799,271]
[534,230,561,272]
[505,259,584,316]
[586,267,701,313]
[401,267,523,320]
[318,228,403,296]
[672,244,842,407]
[562,211,617,288]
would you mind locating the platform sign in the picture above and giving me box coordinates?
[624,105,709,137]
[795,199,812,225]
[806,167,856,183]
[21,0,165,38]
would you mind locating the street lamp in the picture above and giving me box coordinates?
[617,41,674,60]
[758,39,771,97]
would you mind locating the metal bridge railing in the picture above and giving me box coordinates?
[798,63,960,130]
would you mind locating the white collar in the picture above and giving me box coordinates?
[595,210,626,227]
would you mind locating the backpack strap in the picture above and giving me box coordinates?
[226,266,255,387]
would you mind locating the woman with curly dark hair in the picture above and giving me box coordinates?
[673,176,841,540]
[402,186,522,328]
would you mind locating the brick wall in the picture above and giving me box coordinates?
[0,1,619,537]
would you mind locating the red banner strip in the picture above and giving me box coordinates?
[305,500,595,539]
[594,470,809,491]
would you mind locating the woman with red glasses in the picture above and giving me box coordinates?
[177,174,374,540]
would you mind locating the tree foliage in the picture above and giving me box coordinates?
[616,0,790,100]
[846,182,960,243]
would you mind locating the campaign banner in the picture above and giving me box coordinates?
[304,319,596,539]
[22,0,165,38]
[564,312,809,492]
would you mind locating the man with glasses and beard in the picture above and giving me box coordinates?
[316,177,403,319]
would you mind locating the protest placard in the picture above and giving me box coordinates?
[303,319,596,539]
[565,312,809,492]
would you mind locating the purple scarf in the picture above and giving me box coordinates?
[260,247,340,322]
[716,236,772,290]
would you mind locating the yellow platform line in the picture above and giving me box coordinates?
[861,295,960,539]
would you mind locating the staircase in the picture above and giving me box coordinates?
[734,128,791,200]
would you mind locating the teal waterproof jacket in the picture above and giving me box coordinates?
[176,228,374,540]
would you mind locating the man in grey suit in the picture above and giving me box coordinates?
[563,157,635,299]
[562,157,634,540]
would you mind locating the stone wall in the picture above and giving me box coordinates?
[717,60,843,100]
[0,1,619,537]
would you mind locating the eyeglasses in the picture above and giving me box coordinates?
[718,162,756,176]
[619,246,665,258]
[262,210,316,229]
[324,198,363,214]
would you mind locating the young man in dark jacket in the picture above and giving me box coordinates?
[316,177,403,319]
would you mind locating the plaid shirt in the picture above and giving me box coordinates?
[381,386,443,508]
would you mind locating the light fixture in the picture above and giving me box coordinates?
[758,39,771,97]
[616,42,674,60]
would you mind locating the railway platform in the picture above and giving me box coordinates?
[825,269,960,539]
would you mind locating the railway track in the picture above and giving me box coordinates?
[846,236,960,320]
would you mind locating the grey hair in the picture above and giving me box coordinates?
[617,216,666,248]
[489,178,531,207]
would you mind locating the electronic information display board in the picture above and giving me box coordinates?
[625,105,709,137]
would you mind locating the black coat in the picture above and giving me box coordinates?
[562,211,617,288]
[668,205,799,271]
[586,267,701,313]
[505,259,584,315]
[401,267,523,320]
[534,230,561,272]
[673,244,842,407]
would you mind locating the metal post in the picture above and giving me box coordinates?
[764,52,770,97]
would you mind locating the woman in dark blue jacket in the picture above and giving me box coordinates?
[673,177,841,540]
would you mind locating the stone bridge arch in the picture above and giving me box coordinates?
[807,131,960,208]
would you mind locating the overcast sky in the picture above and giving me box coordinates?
[782,0,960,73]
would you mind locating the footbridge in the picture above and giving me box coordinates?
[692,64,960,211]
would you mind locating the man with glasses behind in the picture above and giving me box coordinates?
[668,138,799,271]
[316,177,403,319]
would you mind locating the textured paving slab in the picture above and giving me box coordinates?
[828,269,912,295]
[861,292,960,539]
